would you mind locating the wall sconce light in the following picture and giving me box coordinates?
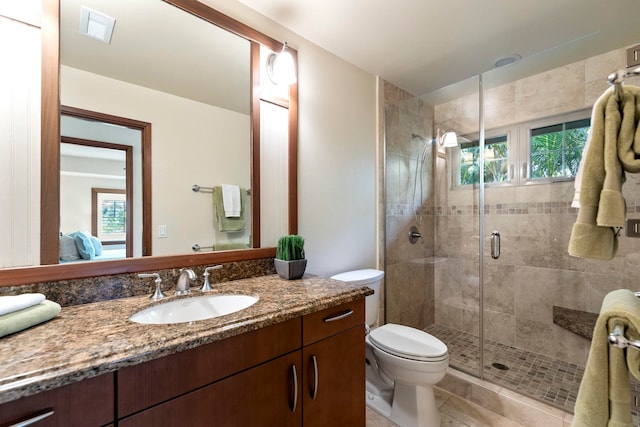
[266,42,297,85]
[438,130,458,148]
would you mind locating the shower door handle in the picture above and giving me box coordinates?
[490,231,501,259]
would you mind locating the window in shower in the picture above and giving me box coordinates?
[528,117,590,180]
[452,109,590,188]
[459,135,509,185]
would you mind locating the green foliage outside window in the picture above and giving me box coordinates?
[457,117,589,186]
[460,135,509,185]
[529,118,589,179]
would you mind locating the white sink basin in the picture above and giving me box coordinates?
[130,294,259,325]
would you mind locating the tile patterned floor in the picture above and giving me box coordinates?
[425,323,582,413]
[425,322,640,420]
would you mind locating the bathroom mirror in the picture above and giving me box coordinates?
[0,0,298,286]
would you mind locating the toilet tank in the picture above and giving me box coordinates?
[330,269,384,327]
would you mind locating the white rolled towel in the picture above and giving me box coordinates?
[0,293,46,316]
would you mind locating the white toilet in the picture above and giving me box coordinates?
[331,269,448,427]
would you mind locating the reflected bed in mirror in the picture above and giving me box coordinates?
[0,0,298,286]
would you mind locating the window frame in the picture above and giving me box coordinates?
[92,188,127,245]
[451,127,515,189]
[519,109,591,186]
[450,108,590,190]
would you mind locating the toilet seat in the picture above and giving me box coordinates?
[369,324,448,362]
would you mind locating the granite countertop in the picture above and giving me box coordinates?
[0,275,372,405]
[552,305,598,340]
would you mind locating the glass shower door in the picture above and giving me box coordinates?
[429,74,483,378]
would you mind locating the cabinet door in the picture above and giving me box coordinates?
[303,325,365,427]
[119,351,302,427]
[118,318,300,417]
[0,373,114,427]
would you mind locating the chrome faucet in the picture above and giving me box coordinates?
[175,268,196,295]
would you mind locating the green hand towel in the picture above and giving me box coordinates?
[571,289,640,427]
[569,85,640,260]
[0,300,61,338]
[213,186,246,232]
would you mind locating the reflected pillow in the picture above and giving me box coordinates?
[90,235,103,257]
[59,235,81,261]
[70,231,95,260]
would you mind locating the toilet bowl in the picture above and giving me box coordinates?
[331,269,449,427]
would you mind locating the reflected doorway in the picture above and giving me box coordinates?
[60,140,132,259]
[60,106,152,260]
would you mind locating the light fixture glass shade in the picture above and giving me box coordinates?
[267,42,297,85]
[440,131,458,147]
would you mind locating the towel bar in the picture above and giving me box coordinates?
[192,244,213,252]
[608,323,640,350]
[192,184,250,195]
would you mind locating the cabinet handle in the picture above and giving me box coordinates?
[311,355,319,399]
[323,309,354,322]
[290,364,298,412]
[8,409,55,427]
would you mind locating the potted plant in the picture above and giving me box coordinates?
[274,235,307,280]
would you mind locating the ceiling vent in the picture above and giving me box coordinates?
[80,6,115,44]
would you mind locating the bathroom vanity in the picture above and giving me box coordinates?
[0,275,370,426]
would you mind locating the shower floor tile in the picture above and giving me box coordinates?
[425,323,640,419]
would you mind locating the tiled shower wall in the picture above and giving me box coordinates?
[382,82,436,329]
[433,47,640,366]
[381,45,640,367]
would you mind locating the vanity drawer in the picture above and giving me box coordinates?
[117,317,301,417]
[0,373,114,427]
[302,299,364,346]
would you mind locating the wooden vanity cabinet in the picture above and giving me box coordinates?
[0,373,114,427]
[0,298,365,427]
[302,300,366,427]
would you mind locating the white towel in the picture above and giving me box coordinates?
[221,184,241,218]
[0,293,46,316]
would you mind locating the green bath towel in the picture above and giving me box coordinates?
[571,289,640,427]
[569,85,640,260]
[0,300,61,338]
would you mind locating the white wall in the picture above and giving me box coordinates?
[202,0,379,277]
[0,14,41,268]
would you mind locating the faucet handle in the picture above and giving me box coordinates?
[138,273,165,300]
[201,265,223,291]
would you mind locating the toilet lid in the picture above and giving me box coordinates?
[369,324,448,361]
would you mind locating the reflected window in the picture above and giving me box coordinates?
[93,189,126,243]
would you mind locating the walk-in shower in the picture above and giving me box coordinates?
[382,46,640,416]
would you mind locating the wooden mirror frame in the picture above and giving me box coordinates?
[0,0,298,287]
